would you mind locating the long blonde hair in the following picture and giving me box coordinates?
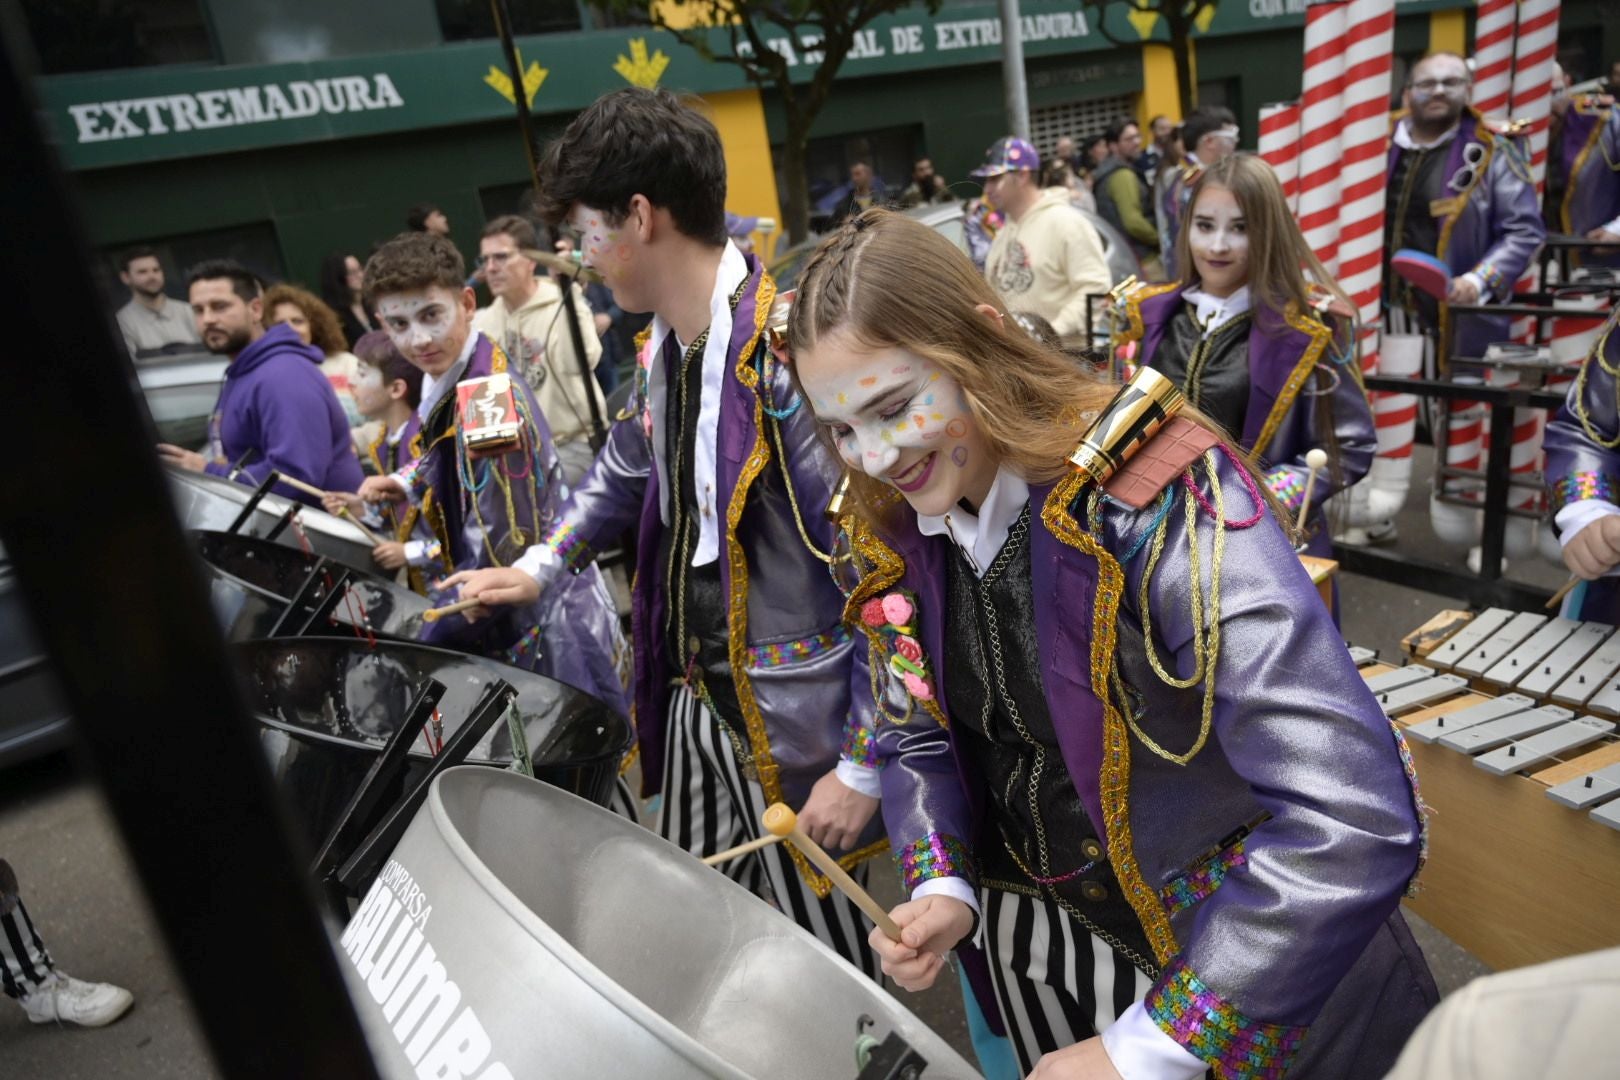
[1174,153,1352,333]
[786,209,1119,518]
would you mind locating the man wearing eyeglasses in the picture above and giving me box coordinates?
[472,214,606,484]
[1384,52,1546,373]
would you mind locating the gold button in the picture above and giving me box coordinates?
[1080,881,1108,902]
[1081,839,1105,861]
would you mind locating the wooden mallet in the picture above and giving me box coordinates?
[421,597,486,623]
[761,803,902,942]
[1296,447,1330,534]
[701,832,786,867]
[274,474,387,546]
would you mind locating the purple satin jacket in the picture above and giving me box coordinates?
[1545,309,1620,621]
[1387,109,1547,363]
[857,446,1434,1078]
[532,254,887,885]
[1125,284,1376,557]
[1560,98,1620,268]
[404,332,628,716]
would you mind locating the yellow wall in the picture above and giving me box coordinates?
[1139,43,1188,126]
[1429,9,1467,56]
[697,88,784,260]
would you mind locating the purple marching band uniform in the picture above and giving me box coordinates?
[363,414,435,595]
[203,322,365,505]
[1544,310,1620,621]
[1385,107,1547,369]
[390,329,628,716]
[1556,95,1620,267]
[1116,282,1375,560]
[509,243,890,966]
[845,423,1437,1079]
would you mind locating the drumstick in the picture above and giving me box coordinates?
[761,803,902,941]
[275,474,387,545]
[422,597,485,623]
[700,832,786,866]
[1296,448,1330,534]
[1546,575,1581,611]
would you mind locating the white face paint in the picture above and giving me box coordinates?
[376,285,468,376]
[797,329,998,518]
[1188,185,1250,300]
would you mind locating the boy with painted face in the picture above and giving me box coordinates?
[441,88,903,979]
[1116,154,1375,583]
[789,208,1435,1080]
[349,231,628,717]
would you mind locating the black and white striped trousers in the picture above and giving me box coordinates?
[1,899,55,1000]
[607,773,642,824]
[981,887,1152,1076]
[657,686,879,980]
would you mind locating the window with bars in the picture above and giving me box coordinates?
[1030,95,1137,160]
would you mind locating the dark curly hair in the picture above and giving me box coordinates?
[263,283,349,356]
[363,232,465,308]
[535,87,727,245]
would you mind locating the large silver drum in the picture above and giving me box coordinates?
[340,767,981,1079]
[167,465,377,568]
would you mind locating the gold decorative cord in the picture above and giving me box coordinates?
[1573,321,1620,449]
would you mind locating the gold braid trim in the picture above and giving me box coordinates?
[1573,318,1620,448]
[1562,108,1610,236]
[1249,303,1333,463]
[1040,473,1179,965]
[1435,111,1497,370]
[724,270,884,896]
[1118,281,1183,348]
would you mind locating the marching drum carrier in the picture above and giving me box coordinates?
[339,767,980,1079]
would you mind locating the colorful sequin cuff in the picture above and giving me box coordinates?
[746,625,852,669]
[1146,957,1306,1080]
[545,520,596,574]
[895,833,975,894]
[1160,842,1247,917]
[841,718,878,769]
[1472,263,1505,298]
[1263,467,1306,512]
[1549,470,1620,516]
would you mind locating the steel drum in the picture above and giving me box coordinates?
[237,638,631,849]
[340,767,981,1080]
[196,530,428,642]
[167,465,377,568]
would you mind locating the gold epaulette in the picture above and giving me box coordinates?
[1481,115,1532,139]
[1573,92,1617,115]
[1111,277,1180,346]
[1101,417,1221,510]
[1305,283,1356,322]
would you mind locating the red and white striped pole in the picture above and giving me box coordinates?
[1297,0,1350,275]
[1472,0,1517,120]
[1258,103,1303,212]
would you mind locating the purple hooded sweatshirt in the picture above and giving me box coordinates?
[202,323,365,506]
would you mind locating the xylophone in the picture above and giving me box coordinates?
[1351,607,1620,972]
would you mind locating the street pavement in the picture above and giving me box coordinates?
[4,444,1560,1075]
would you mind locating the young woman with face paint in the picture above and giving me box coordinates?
[1119,154,1375,592]
[789,209,1435,1080]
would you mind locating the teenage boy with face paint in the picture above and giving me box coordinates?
[157,259,364,508]
[441,89,906,979]
[349,231,629,718]
[1384,51,1546,370]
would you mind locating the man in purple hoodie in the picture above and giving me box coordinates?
[157,260,362,506]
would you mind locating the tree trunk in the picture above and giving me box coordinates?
[1172,28,1197,117]
[782,110,814,246]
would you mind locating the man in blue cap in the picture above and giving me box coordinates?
[975,136,1111,346]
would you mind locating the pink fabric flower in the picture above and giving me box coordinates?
[860,598,889,628]
[881,593,914,626]
[902,673,933,701]
[895,636,922,663]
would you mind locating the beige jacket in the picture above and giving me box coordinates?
[984,187,1111,340]
[472,278,604,445]
[1382,946,1619,1079]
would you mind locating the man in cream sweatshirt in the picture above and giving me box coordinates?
[976,137,1112,346]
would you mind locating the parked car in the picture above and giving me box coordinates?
[134,349,228,449]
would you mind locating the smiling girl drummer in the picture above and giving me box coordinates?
[788,209,1436,1080]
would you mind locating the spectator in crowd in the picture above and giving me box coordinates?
[156,259,363,506]
[825,161,887,226]
[405,203,450,236]
[2,860,134,1029]
[1606,58,1620,96]
[1136,112,1171,183]
[1053,134,1083,173]
[1154,124,1187,269]
[114,246,201,359]
[1159,106,1239,277]
[319,251,376,346]
[1093,117,1163,276]
[723,211,761,256]
[1081,132,1110,174]
[470,214,605,484]
[976,136,1111,344]
[897,157,956,208]
[264,283,373,451]
[555,229,627,395]
[1039,157,1096,213]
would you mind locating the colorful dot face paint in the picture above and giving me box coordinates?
[796,329,999,518]
[566,203,650,311]
[375,285,469,377]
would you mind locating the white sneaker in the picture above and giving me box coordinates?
[17,971,134,1027]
